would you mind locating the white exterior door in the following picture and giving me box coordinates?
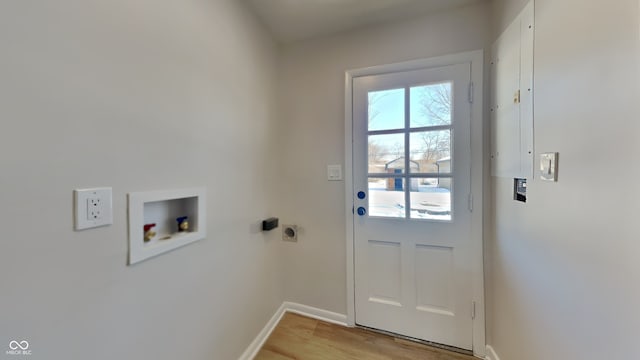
[352,63,474,350]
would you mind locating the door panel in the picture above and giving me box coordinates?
[352,63,473,350]
[367,240,402,305]
[415,245,454,315]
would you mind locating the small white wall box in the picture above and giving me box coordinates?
[128,188,206,265]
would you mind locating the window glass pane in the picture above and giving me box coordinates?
[409,131,451,174]
[368,177,405,218]
[368,88,405,131]
[410,178,452,220]
[410,82,452,127]
[368,133,405,174]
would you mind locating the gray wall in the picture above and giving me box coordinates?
[0,1,283,359]
[487,0,640,358]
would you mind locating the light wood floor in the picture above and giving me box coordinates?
[255,312,476,360]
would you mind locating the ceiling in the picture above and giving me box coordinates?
[244,0,486,44]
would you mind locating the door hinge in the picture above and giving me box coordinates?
[471,301,476,319]
[468,82,474,103]
[468,194,474,212]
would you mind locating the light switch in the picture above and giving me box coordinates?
[540,153,558,181]
[327,165,343,181]
[74,187,113,230]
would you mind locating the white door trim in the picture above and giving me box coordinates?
[344,50,486,357]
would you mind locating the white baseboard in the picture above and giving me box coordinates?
[238,302,348,360]
[238,303,287,360]
[485,345,501,360]
[283,301,348,326]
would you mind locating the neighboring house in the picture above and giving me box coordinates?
[385,157,420,191]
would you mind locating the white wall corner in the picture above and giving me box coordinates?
[283,302,349,326]
[237,303,287,360]
[485,345,501,360]
[238,302,348,360]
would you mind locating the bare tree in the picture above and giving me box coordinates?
[391,141,404,159]
[368,139,403,169]
[418,83,452,126]
[367,91,390,130]
[368,141,384,165]
[367,91,396,169]
[415,84,452,163]
[419,131,449,162]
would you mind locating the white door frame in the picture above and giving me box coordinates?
[344,50,486,357]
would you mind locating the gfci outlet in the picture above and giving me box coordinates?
[74,187,113,230]
[87,197,104,220]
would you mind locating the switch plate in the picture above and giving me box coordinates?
[74,187,113,230]
[327,165,343,181]
[540,152,558,181]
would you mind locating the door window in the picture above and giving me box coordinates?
[367,82,454,221]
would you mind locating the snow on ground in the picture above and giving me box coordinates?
[368,179,451,220]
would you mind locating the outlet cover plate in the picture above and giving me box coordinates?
[74,187,113,230]
[327,165,343,181]
[282,225,298,242]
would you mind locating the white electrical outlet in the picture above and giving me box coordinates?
[87,197,103,220]
[75,187,113,230]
